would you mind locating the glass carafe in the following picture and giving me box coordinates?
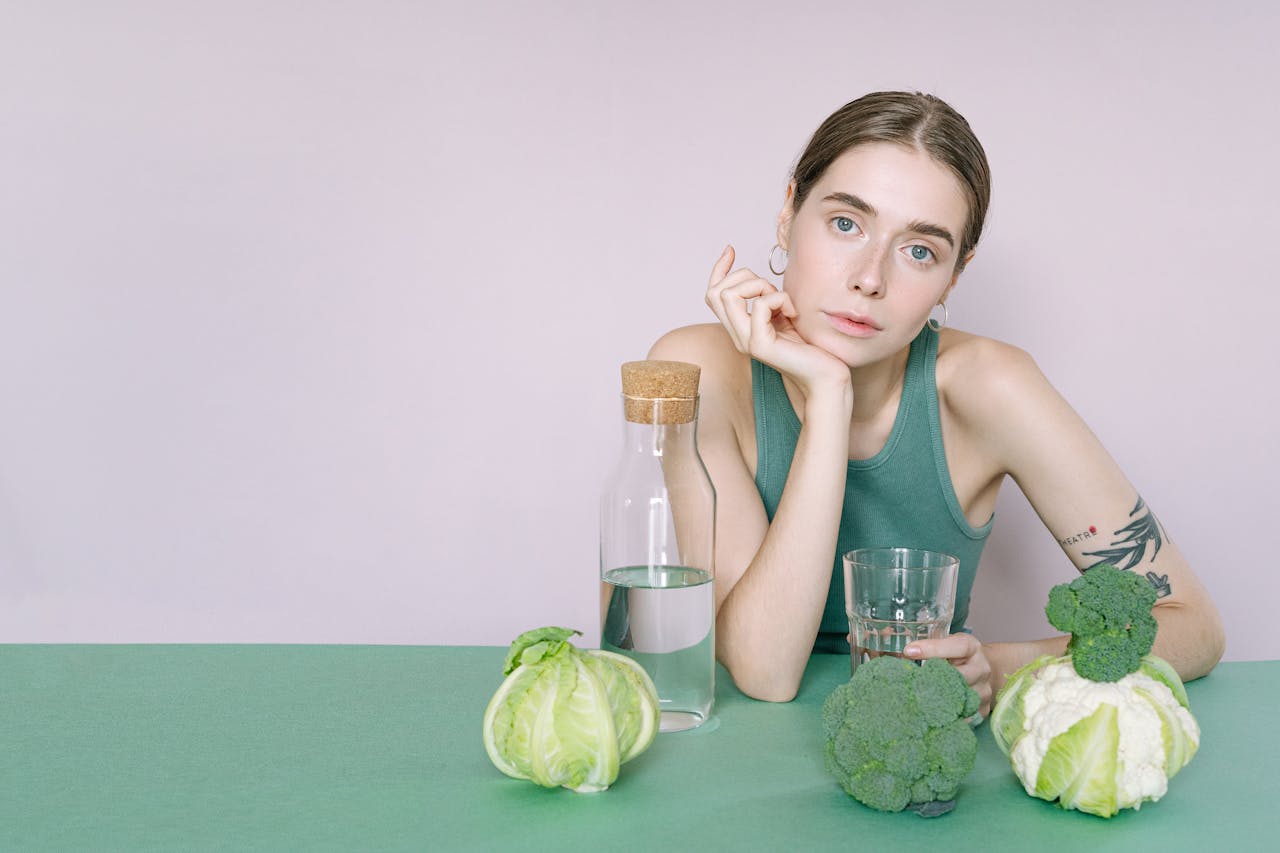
[599,360,716,732]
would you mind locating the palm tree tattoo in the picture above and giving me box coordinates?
[1083,498,1172,598]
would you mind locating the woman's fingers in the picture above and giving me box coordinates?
[705,246,839,388]
[905,634,993,714]
[706,249,783,354]
[711,268,778,306]
[707,244,735,289]
[747,290,791,355]
[723,279,781,352]
[706,246,747,346]
[904,634,977,661]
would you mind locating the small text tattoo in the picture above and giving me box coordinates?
[1083,497,1165,571]
[1059,525,1099,548]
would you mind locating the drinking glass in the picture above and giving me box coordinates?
[843,548,959,674]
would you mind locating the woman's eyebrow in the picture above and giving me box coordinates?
[906,220,955,248]
[822,192,955,248]
[822,191,876,215]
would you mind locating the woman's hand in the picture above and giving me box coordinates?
[905,634,994,719]
[705,245,850,397]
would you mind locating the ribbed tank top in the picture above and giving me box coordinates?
[751,326,993,654]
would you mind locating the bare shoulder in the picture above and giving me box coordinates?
[648,323,756,458]
[936,328,1094,479]
[649,323,741,369]
[935,329,1053,418]
[647,324,753,397]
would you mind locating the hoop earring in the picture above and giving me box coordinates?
[768,243,788,276]
[927,302,949,332]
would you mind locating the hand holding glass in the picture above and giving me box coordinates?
[843,548,959,673]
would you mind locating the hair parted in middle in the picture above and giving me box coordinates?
[790,91,991,272]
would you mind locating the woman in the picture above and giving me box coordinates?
[648,91,1224,712]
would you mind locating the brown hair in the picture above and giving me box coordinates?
[791,92,991,271]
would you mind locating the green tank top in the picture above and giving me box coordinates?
[751,326,993,654]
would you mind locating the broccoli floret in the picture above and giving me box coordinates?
[923,719,978,798]
[821,680,857,741]
[912,658,977,727]
[1045,563,1159,682]
[821,656,979,814]
[850,763,911,812]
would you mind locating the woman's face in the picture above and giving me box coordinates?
[778,142,971,368]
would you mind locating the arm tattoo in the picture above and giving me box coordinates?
[1144,571,1172,597]
[1083,497,1163,569]
[1083,497,1173,598]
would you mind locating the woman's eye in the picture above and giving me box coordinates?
[907,245,934,263]
[833,217,858,234]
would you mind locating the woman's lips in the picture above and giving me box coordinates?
[824,311,881,338]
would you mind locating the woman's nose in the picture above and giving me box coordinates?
[848,245,889,296]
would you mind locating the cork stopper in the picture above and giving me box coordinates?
[621,360,701,424]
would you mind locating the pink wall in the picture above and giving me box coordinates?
[1,1,1274,660]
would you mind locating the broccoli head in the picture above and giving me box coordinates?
[821,656,979,814]
[1045,562,1159,682]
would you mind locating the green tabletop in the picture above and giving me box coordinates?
[1,645,1274,851]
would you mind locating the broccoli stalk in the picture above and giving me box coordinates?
[1044,563,1158,682]
[821,656,980,815]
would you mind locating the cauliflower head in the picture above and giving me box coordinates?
[990,654,1199,818]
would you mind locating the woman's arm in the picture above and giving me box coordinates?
[648,324,852,702]
[645,247,856,702]
[939,339,1225,690]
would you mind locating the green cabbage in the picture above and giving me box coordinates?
[482,626,659,792]
[990,654,1199,817]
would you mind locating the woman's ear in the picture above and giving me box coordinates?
[940,251,975,303]
[776,181,797,250]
